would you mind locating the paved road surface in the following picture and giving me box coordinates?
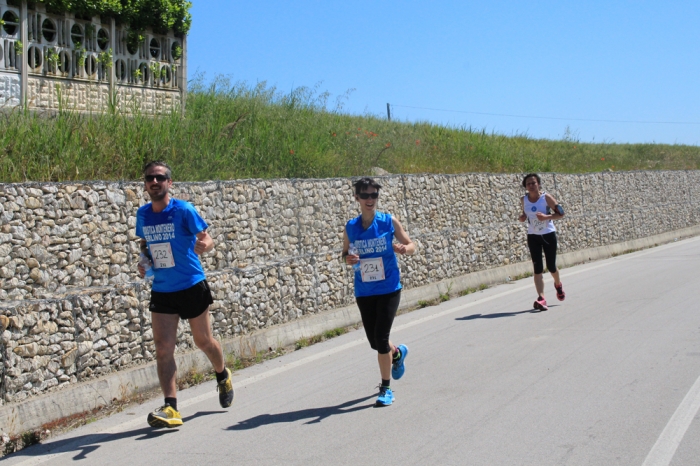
[4,237,700,466]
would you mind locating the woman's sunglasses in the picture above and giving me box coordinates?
[357,192,379,199]
[145,174,170,182]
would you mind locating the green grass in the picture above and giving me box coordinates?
[295,337,310,350]
[459,287,478,296]
[459,283,490,296]
[224,346,286,370]
[511,272,534,281]
[295,327,348,350]
[323,327,348,339]
[177,367,212,390]
[3,430,45,456]
[2,75,699,183]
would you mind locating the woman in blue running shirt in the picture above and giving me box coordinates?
[518,173,566,311]
[342,177,415,407]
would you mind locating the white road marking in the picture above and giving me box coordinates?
[641,374,700,466]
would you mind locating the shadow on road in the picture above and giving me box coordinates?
[456,305,560,320]
[5,410,226,461]
[227,394,375,430]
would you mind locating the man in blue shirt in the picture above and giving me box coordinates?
[136,161,233,428]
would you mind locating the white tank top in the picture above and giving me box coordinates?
[523,192,556,235]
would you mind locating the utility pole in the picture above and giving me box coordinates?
[20,0,28,107]
[386,103,391,121]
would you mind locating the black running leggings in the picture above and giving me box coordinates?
[527,232,558,275]
[355,290,401,354]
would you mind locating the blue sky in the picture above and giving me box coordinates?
[187,1,700,146]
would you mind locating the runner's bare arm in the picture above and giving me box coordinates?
[137,239,148,277]
[342,229,359,265]
[519,197,527,222]
[536,193,564,221]
[194,230,215,255]
[392,217,416,255]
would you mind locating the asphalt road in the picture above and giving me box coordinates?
[4,237,700,466]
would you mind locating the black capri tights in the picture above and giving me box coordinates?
[355,290,401,354]
[527,232,558,275]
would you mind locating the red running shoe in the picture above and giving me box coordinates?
[533,296,549,311]
[555,282,565,301]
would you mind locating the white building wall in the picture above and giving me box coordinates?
[0,71,20,106]
[0,0,184,114]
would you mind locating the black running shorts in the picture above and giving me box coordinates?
[527,232,558,275]
[149,280,214,320]
[355,289,402,354]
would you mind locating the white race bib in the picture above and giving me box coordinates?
[150,242,175,269]
[360,257,385,282]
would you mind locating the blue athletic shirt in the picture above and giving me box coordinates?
[135,198,208,293]
[346,211,402,297]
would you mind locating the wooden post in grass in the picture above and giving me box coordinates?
[20,0,28,108]
[387,103,391,121]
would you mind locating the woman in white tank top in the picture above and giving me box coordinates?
[518,173,566,311]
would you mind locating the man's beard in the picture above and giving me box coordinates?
[148,188,168,202]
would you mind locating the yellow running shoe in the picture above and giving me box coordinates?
[217,368,234,408]
[147,405,183,428]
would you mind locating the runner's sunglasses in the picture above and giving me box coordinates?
[145,174,170,182]
[357,192,379,199]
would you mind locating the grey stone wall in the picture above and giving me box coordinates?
[1,171,699,405]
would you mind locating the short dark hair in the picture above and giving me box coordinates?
[353,177,382,195]
[143,161,172,179]
[522,173,541,188]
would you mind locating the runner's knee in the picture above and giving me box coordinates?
[544,254,557,274]
[376,340,391,354]
[532,261,544,274]
[154,340,176,359]
[193,333,216,351]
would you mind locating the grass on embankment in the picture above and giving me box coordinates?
[2,75,699,183]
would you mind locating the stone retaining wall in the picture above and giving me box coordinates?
[1,171,699,406]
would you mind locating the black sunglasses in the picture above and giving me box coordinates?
[358,192,379,199]
[145,174,170,182]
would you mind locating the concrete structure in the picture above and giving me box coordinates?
[0,170,699,435]
[0,0,185,114]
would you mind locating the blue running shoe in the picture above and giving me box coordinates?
[376,386,394,407]
[391,344,409,380]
